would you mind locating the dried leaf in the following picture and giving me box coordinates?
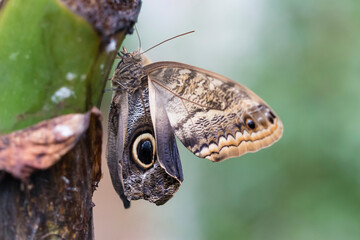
[0,107,102,180]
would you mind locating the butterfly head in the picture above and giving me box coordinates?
[119,47,142,63]
[111,47,145,92]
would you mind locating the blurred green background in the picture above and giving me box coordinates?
[94,0,360,239]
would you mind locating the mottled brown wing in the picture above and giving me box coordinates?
[107,91,130,208]
[107,85,183,208]
[145,62,283,162]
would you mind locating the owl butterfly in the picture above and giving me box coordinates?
[107,39,283,208]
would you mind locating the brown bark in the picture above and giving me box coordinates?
[0,109,103,240]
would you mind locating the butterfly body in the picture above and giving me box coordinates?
[108,49,283,208]
[111,49,145,92]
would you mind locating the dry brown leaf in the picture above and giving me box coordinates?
[0,107,102,180]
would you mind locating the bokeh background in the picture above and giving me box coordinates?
[94,0,360,239]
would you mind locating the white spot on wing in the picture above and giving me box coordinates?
[209,143,218,152]
[209,83,215,90]
[242,130,250,139]
[219,136,227,145]
[179,69,191,75]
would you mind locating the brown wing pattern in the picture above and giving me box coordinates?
[107,85,183,208]
[145,62,283,162]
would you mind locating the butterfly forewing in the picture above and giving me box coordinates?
[145,62,283,162]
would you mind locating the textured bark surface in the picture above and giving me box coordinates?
[0,108,103,240]
[60,0,142,37]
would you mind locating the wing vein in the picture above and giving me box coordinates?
[151,79,211,109]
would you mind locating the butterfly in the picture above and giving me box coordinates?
[107,45,283,209]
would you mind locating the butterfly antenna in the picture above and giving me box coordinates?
[141,30,195,54]
[134,25,142,52]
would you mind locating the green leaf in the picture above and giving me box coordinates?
[0,0,121,133]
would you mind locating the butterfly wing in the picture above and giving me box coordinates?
[107,85,183,208]
[107,91,130,208]
[145,62,283,162]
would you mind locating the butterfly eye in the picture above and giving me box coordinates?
[246,118,256,129]
[132,133,156,169]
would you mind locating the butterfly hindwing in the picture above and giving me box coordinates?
[107,81,183,208]
[145,61,283,162]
